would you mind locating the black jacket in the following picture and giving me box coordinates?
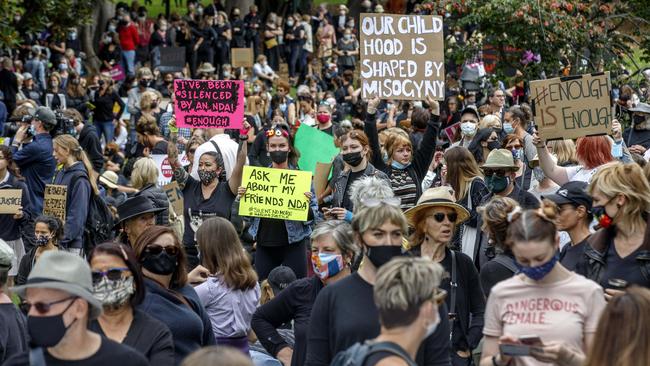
[79,124,104,172]
[0,174,32,242]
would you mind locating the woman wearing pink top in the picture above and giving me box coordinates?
[480,209,606,366]
[316,18,336,64]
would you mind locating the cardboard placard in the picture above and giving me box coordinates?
[43,185,67,222]
[163,181,184,216]
[239,166,312,221]
[444,122,460,142]
[531,72,612,141]
[0,189,22,214]
[159,47,186,73]
[174,79,245,129]
[294,125,340,175]
[360,14,445,100]
[232,48,254,68]
[314,163,332,198]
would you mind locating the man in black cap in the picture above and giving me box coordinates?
[115,195,165,245]
[544,181,593,271]
[624,102,650,156]
[10,106,57,215]
[266,266,297,299]
[451,106,480,149]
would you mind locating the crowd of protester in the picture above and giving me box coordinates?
[1,0,650,366]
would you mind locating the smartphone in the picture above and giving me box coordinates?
[519,336,543,346]
[499,344,533,357]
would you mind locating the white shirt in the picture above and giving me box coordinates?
[252,62,275,80]
[191,134,241,180]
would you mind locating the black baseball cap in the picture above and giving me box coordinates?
[460,106,480,122]
[267,266,297,295]
[543,181,592,212]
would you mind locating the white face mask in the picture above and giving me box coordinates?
[425,315,440,338]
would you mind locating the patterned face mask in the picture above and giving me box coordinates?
[92,276,135,310]
[311,252,345,280]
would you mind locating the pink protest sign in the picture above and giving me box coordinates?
[174,79,244,129]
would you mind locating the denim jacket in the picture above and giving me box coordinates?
[331,163,389,209]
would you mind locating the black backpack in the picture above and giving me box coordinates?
[68,171,115,254]
[331,341,417,366]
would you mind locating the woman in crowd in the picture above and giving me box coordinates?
[196,13,217,67]
[330,130,389,216]
[194,217,260,354]
[305,202,451,366]
[136,114,168,155]
[405,187,485,365]
[580,162,650,291]
[285,13,306,84]
[480,209,606,366]
[477,197,520,297]
[252,220,357,366]
[130,157,170,225]
[65,72,89,114]
[242,125,317,279]
[468,127,499,165]
[444,146,488,262]
[98,31,122,72]
[177,20,200,78]
[503,104,536,162]
[167,134,246,269]
[133,226,216,364]
[334,27,358,72]
[263,12,282,71]
[42,71,68,110]
[15,215,63,286]
[316,17,335,64]
[364,98,438,210]
[184,136,206,174]
[214,11,232,77]
[91,76,125,144]
[88,243,174,363]
[502,134,530,189]
[0,145,32,276]
[52,135,97,254]
[546,139,579,167]
[440,95,461,128]
[584,287,650,366]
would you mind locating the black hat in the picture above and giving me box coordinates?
[267,266,297,295]
[460,106,480,121]
[543,181,592,212]
[115,195,165,227]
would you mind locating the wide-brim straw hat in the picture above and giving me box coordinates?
[197,62,216,74]
[404,186,470,226]
[482,149,518,170]
[99,171,119,189]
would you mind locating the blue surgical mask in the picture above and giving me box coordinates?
[516,253,559,281]
[503,122,514,134]
[391,160,410,170]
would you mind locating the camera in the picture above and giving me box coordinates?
[3,115,34,139]
[50,112,76,137]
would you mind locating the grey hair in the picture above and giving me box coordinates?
[349,176,394,213]
[310,220,359,262]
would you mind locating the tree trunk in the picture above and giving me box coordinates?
[81,0,115,75]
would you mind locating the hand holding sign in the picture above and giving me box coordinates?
[13,206,23,220]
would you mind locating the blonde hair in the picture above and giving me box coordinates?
[479,114,501,129]
[444,146,482,201]
[131,157,159,189]
[352,204,408,238]
[139,91,158,111]
[588,162,650,234]
[246,95,263,115]
[52,135,99,195]
[546,139,578,166]
[384,132,412,164]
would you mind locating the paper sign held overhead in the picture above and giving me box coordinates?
[531,72,612,141]
[232,48,254,68]
[0,189,22,214]
[360,13,445,100]
[239,166,312,221]
[163,181,184,216]
[174,79,245,129]
[43,185,67,222]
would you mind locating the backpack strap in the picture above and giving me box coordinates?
[362,341,418,366]
[493,254,518,274]
[29,347,46,366]
[449,250,458,340]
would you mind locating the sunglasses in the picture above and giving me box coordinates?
[430,212,458,223]
[432,289,447,306]
[144,244,179,257]
[188,148,196,154]
[91,267,130,284]
[20,296,77,315]
[483,169,508,177]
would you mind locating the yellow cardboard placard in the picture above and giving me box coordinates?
[239,166,312,221]
[43,184,67,222]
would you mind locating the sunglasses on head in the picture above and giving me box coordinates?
[430,212,458,223]
[483,169,508,177]
[91,267,130,284]
[20,296,77,315]
[361,197,401,208]
[144,244,179,257]
[432,289,447,306]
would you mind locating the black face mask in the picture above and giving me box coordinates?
[139,79,151,88]
[270,150,289,164]
[365,245,403,268]
[342,151,364,167]
[633,114,647,125]
[487,141,501,150]
[141,252,177,275]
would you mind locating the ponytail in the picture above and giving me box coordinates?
[53,135,100,195]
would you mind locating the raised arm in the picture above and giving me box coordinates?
[228,138,248,195]
[533,134,569,185]
[364,97,388,171]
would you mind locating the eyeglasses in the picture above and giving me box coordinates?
[430,212,458,223]
[20,296,77,314]
[432,289,447,306]
[361,197,401,208]
[483,169,508,177]
[144,244,179,257]
[91,267,130,284]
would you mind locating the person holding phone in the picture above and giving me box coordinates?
[480,209,606,366]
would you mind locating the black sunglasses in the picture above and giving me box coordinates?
[144,244,179,257]
[91,267,130,284]
[483,169,508,177]
[431,212,458,223]
[188,148,196,154]
[20,296,77,315]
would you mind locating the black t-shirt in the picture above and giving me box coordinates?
[182,179,236,245]
[258,218,290,247]
[600,239,650,288]
[4,337,149,366]
[479,254,516,298]
[319,125,334,136]
[341,170,365,211]
[559,238,589,272]
[151,140,168,155]
[0,303,28,363]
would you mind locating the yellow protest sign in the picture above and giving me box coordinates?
[44,185,68,222]
[239,166,312,221]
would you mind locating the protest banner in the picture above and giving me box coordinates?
[163,181,184,216]
[159,47,186,73]
[239,166,312,221]
[314,162,332,198]
[0,189,22,214]
[109,64,125,81]
[151,154,174,186]
[43,185,67,222]
[444,122,460,142]
[294,125,340,175]
[232,48,254,68]
[174,79,245,129]
[531,72,611,141]
[360,13,445,100]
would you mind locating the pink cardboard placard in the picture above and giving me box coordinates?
[174,79,244,129]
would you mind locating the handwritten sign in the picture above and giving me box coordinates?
[174,79,244,129]
[163,181,184,216]
[0,189,21,214]
[232,48,254,68]
[360,14,445,100]
[531,72,611,141]
[44,185,67,222]
[159,47,186,73]
[239,166,312,221]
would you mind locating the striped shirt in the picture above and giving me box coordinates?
[391,168,417,210]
